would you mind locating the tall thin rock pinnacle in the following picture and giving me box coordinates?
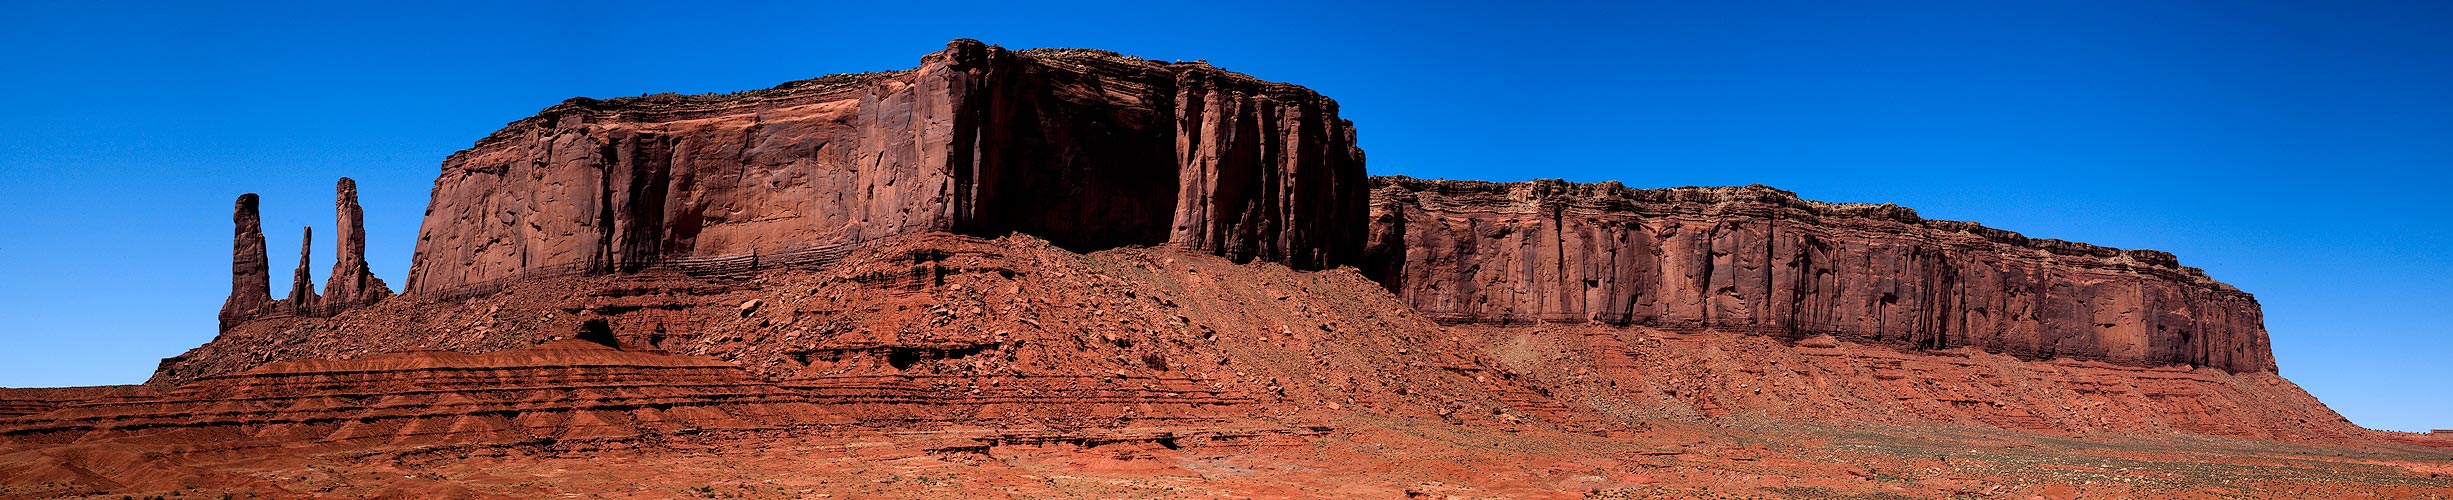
[218,193,273,330]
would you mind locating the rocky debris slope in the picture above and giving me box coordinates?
[1363,177,2274,373]
[1456,323,2364,441]
[153,230,2356,445]
[34,232,1555,494]
[160,233,1545,430]
[404,39,1367,295]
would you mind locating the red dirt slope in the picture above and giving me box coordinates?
[7,233,2444,498]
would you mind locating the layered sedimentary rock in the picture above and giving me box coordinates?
[2,340,840,450]
[218,194,272,330]
[322,177,392,309]
[403,39,1366,294]
[283,227,318,315]
[0,386,147,419]
[1364,177,2274,373]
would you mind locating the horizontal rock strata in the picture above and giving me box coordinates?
[0,386,148,419]
[2,340,840,448]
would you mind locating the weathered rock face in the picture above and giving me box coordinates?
[1363,177,2275,373]
[284,226,317,315]
[218,194,272,330]
[322,177,392,309]
[403,39,1367,294]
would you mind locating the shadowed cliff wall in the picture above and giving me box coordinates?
[403,39,1368,293]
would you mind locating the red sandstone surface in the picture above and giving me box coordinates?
[402,40,1366,296]
[5,40,2446,499]
[1363,177,2273,372]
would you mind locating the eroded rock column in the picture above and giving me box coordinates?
[219,194,273,330]
[285,227,319,315]
[322,177,392,310]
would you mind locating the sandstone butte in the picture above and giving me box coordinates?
[4,40,2447,499]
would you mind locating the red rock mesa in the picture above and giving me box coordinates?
[10,39,2436,500]
[402,39,1368,295]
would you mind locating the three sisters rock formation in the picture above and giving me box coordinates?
[218,178,392,328]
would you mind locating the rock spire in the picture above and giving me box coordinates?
[322,177,392,308]
[285,226,318,315]
[218,194,272,330]
[219,178,396,330]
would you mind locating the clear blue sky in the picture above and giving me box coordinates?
[1,1,2444,432]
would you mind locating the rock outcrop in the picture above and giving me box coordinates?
[321,177,391,309]
[217,194,272,330]
[216,180,394,326]
[403,39,1367,294]
[1362,177,2274,373]
[283,227,317,315]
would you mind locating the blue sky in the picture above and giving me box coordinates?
[0,1,2444,432]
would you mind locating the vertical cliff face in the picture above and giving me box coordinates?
[1363,177,2275,373]
[1166,67,1369,268]
[219,194,271,330]
[402,39,1367,293]
[322,177,392,308]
